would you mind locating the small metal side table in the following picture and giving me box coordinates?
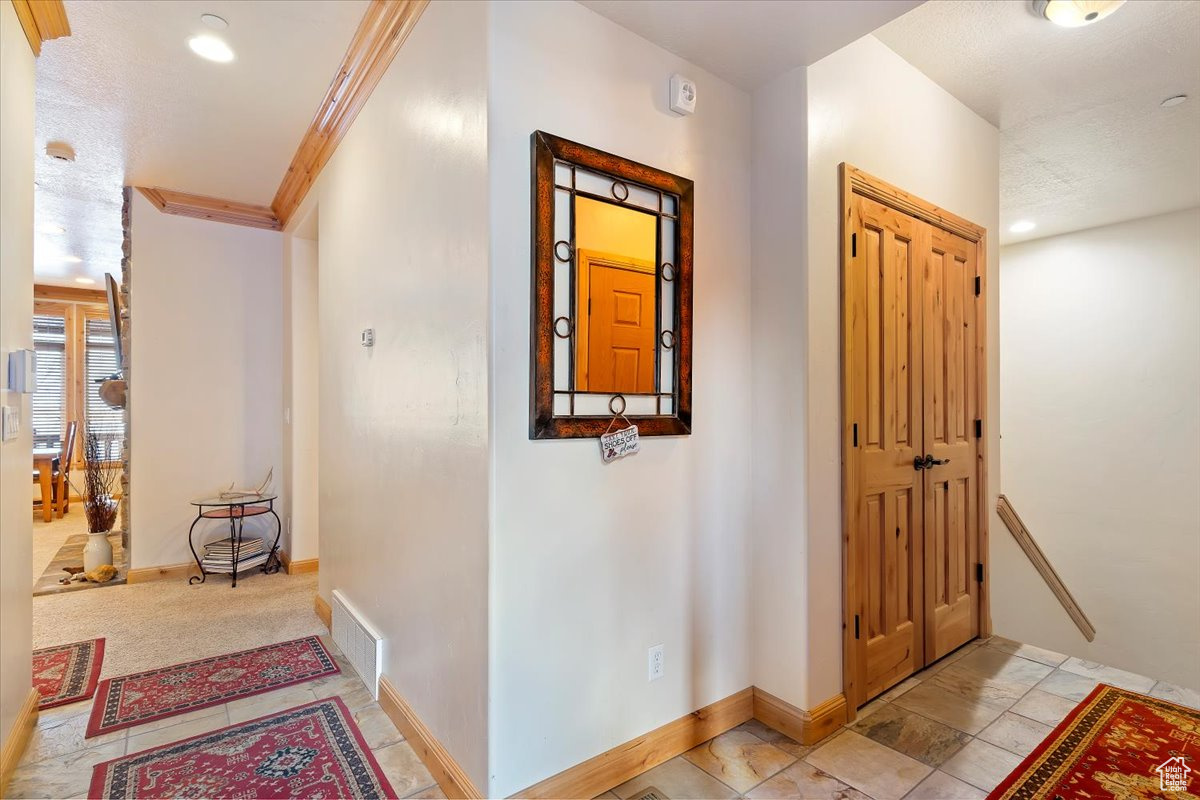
[187,494,282,588]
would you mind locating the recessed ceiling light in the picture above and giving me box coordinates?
[1033,0,1125,27]
[37,223,65,235]
[62,255,82,264]
[200,13,228,30]
[1161,95,1188,108]
[188,34,234,63]
[75,277,96,285]
[1010,220,1036,234]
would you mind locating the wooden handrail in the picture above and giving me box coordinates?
[996,495,1097,642]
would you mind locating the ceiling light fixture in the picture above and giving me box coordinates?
[1033,0,1125,27]
[1161,95,1188,108]
[61,255,82,264]
[75,277,96,285]
[200,13,228,30]
[37,223,65,235]
[1010,220,1037,234]
[188,34,234,63]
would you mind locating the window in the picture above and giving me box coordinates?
[30,296,125,464]
[84,316,123,461]
[32,313,67,450]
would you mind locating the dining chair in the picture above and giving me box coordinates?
[32,420,78,518]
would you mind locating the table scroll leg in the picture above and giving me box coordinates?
[231,514,241,589]
[188,515,207,584]
[263,507,283,574]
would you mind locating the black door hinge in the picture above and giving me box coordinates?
[854,614,860,640]
[976,563,984,583]
[852,233,857,258]
[975,419,982,439]
[853,423,859,447]
[974,275,981,296]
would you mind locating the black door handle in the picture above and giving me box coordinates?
[923,454,950,467]
[913,457,926,471]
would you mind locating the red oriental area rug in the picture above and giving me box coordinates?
[989,683,1200,800]
[87,636,338,737]
[33,638,105,709]
[89,697,395,799]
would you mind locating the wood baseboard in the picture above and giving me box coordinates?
[280,551,319,575]
[517,687,754,799]
[0,688,40,796]
[753,687,846,746]
[314,594,331,631]
[125,562,196,584]
[378,676,482,799]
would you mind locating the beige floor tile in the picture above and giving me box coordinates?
[805,730,932,800]
[353,702,405,750]
[950,648,1053,688]
[904,769,988,800]
[939,739,1023,792]
[1008,689,1078,727]
[225,684,318,724]
[846,703,970,767]
[1034,669,1099,702]
[985,637,1067,668]
[1150,681,1200,710]
[371,741,436,798]
[976,711,1052,757]
[32,699,92,729]
[733,720,812,759]
[22,707,126,765]
[120,705,232,738]
[745,761,870,800]
[612,756,739,800]
[893,667,1024,735]
[406,785,448,799]
[683,729,795,793]
[6,739,125,800]
[125,708,229,754]
[878,676,922,702]
[1058,658,1156,693]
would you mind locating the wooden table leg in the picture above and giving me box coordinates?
[38,468,53,522]
[55,472,66,518]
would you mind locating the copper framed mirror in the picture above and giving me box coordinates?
[530,131,693,439]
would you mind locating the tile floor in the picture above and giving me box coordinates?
[9,635,445,799]
[597,637,1200,800]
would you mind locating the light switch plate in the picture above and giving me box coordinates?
[2,406,18,442]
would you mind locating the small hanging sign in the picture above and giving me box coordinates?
[600,395,639,463]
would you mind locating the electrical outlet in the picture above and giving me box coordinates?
[648,644,664,681]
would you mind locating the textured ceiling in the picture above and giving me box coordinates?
[876,0,1200,245]
[577,0,922,90]
[34,0,367,285]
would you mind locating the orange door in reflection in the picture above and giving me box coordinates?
[585,264,656,394]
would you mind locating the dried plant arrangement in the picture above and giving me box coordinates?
[71,431,119,534]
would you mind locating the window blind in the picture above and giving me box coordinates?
[85,317,124,461]
[32,314,66,450]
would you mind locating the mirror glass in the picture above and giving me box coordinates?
[573,196,658,394]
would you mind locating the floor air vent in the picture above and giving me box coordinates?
[629,788,670,800]
[331,589,383,700]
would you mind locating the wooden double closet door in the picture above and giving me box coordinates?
[842,167,988,709]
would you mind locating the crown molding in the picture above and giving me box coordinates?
[136,187,282,231]
[11,0,70,56]
[272,0,429,228]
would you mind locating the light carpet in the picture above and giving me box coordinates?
[32,570,324,680]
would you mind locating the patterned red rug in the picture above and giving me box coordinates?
[33,638,105,710]
[89,697,396,799]
[87,636,338,737]
[989,683,1200,799]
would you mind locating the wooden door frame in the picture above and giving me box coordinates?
[840,163,991,719]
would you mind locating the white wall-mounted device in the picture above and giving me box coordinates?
[6,349,36,393]
[669,74,697,116]
[2,406,19,442]
[361,329,375,348]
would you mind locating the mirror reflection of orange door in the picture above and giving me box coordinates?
[578,255,656,394]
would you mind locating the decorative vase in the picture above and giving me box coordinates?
[83,531,114,572]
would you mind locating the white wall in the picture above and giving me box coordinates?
[311,0,491,787]
[488,3,753,794]
[752,34,1000,710]
[130,192,283,569]
[0,0,35,752]
[997,209,1200,689]
[282,233,319,562]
